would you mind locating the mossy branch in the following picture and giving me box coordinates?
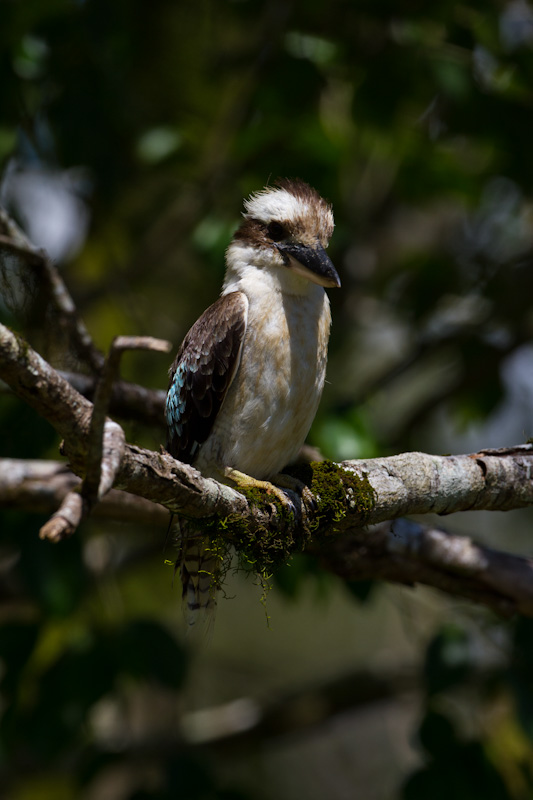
[2,317,533,614]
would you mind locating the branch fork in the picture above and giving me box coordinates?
[37,335,171,541]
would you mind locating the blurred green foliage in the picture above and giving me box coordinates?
[2,0,533,797]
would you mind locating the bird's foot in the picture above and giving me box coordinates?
[224,468,315,515]
[271,473,317,512]
[224,468,296,512]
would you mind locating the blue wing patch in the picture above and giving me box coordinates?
[166,291,247,465]
[166,363,187,438]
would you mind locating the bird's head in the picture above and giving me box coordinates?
[226,179,340,291]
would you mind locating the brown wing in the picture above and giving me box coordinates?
[165,292,248,464]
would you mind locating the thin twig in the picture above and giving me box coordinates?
[85,335,171,501]
[39,489,87,542]
[40,336,170,540]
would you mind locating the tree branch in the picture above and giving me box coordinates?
[0,458,167,524]
[38,335,170,541]
[0,320,251,524]
[316,519,533,616]
[342,446,533,517]
[2,319,533,614]
[2,319,533,525]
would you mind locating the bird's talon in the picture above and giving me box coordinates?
[301,486,318,513]
[271,473,316,514]
[265,485,296,514]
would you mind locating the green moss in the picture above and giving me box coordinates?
[204,504,300,581]
[177,484,301,605]
[288,460,375,530]
[175,460,376,606]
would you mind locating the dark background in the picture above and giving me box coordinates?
[1,1,533,797]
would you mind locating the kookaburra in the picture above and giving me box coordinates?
[166,178,340,621]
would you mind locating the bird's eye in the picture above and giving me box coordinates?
[267,221,286,241]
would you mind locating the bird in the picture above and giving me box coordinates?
[165,178,340,623]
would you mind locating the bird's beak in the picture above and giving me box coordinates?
[276,242,341,288]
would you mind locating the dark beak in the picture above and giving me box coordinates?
[276,242,341,288]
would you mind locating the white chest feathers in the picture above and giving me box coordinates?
[196,278,331,480]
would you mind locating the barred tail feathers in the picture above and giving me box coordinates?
[182,542,218,620]
[175,521,219,629]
